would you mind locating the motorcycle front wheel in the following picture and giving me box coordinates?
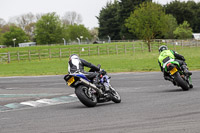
[109,86,121,103]
[75,85,97,107]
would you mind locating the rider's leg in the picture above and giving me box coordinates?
[84,72,100,87]
[176,60,192,76]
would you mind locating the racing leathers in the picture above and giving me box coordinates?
[158,50,192,81]
[68,55,100,85]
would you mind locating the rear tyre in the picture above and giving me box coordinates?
[174,72,189,91]
[75,85,97,107]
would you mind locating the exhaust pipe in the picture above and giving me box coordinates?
[80,78,103,94]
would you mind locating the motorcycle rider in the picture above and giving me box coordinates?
[158,45,192,83]
[68,54,101,87]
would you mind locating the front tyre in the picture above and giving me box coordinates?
[109,86,121,103]
[75,85,97,107]
[174,72,189,91]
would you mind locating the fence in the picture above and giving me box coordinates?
[0,40,199,63]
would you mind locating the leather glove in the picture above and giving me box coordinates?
[181,56,185,61]
[100,69,107,75]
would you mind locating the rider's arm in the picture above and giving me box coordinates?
[158,60,163,72]
[171,50,185,61]
[80,59,100,71]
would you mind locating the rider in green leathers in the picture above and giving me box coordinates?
[158,45,192,82]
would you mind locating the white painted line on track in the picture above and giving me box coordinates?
[69,94,77,97]
[36,99,57,105]
[36,99,66,105]
[20,101,47,107]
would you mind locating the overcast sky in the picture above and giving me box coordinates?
[0,0,199,29]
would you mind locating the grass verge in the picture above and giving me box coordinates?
[0,46,199,77]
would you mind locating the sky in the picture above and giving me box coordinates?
[0,0,199,29]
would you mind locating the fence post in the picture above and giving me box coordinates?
[141,43,144,52]
[7,52,10,63]
[115,45,118,55]
[38,49,41,60]
[59,48,62,59]
[79,47,81,56]
[107,45,109,55]
[88,46,90,56]
[181,40,183,49]
[17,51,20,61]
[132,44,135,55]
[196,40,198,47]
[28,50,31,61]
[69,48,71,56]
[49,49,51,59]
[124,44,126,55]
[97,46,100,55]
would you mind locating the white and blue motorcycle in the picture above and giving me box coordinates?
[64,65,121,107]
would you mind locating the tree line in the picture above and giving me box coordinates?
[98,0,199,41]
[0,0,199,48]
[0,11,97,47]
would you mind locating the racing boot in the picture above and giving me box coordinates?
[181,65,192,76]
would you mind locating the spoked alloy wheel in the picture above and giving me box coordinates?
[109,86,121,103]
[75,85,97,107]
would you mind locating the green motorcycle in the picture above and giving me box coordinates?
[163,57,193,91]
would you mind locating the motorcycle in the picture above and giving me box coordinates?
[64,65,121,107]
[162,57,193,91]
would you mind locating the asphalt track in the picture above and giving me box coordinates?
[0,71,200,133]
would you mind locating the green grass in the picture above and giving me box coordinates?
[0,42,134,52]
[0,46,199,76]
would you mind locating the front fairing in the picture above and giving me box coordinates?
[100,75,111,89]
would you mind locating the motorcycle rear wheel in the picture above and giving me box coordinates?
[75,85,97,107]
[174,72,189,91]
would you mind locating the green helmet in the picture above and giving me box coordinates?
[159,45,168,53]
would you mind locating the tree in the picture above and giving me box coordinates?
[125,2,167,52]
[0,18,6,28]
[163,14,178,39]
[3,26,29,47]
[0,24,12,33]
[35,12,63,44]
[98,0,121,40]
[8,13,38,41]
[173,21,193,39]
[16,13,36,41]
[89,27,98,41]
[164,0,200,33]
[63,24,92,42]
[15,13,35,30]
[118,0,151,39]
[62,11,82,25]
[0,29,4,45]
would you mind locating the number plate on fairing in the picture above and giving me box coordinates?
[67,77,75,86]
[170,67,178,75]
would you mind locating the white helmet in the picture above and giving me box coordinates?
[69,54,79,60]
